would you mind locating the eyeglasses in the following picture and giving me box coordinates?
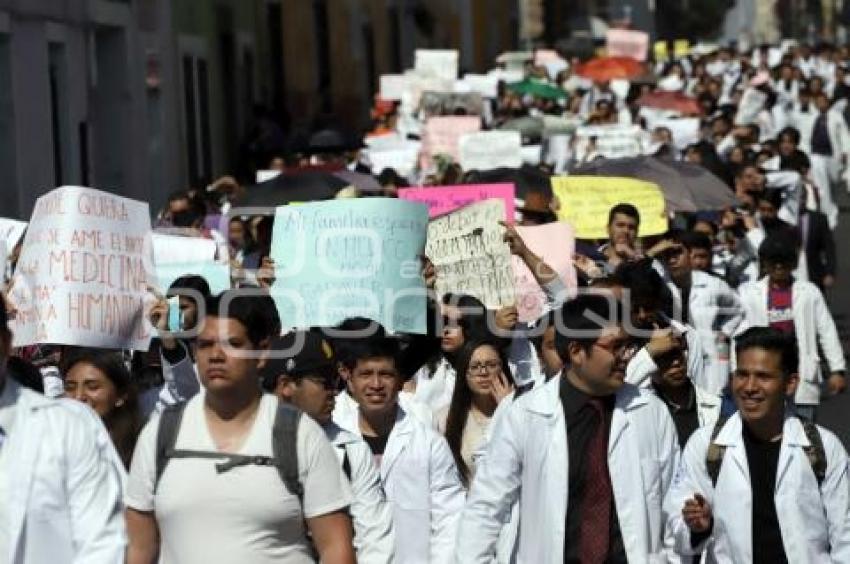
[468,360,502,373]
[593,339,640,361]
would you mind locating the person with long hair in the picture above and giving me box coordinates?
[62,348,142,469]
[439,339,513,486]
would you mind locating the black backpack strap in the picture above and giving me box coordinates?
[272,402,304,504]
[341,447,352,481]
[706,415,730,487]
[155,402,188,493]
[798,417,827,488]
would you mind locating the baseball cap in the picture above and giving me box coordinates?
[261,329,337,390]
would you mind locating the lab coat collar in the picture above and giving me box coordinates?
[522,375,648,417]
[380,403,413,479]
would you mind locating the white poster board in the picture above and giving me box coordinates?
[9,186,154,350]
[426,199,515,309]
[414,49,459,82]
[574,124,643,161]
[459,130,522,171]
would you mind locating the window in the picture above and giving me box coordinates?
[0,35,17,216]
[48,42,72,185]
[313,0,332,112]
[181,51,212,187]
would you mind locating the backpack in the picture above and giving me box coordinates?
[706,415,827,488]
[154,400,304,505]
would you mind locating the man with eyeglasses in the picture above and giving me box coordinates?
[264,329,395,564]
[332,332,464,563]
[456,294,680,562]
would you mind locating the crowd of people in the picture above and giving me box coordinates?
[2,38,850,564]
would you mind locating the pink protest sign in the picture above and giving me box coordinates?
[512,221,577,322]
[606,29,649,62]
[420,116,481,170]
[398,183,515,219]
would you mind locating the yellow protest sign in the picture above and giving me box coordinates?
[551,176,668,239]
[673,40,690,58]
[653,41,669,61]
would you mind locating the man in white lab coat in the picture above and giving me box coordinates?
[456,294,680,563]
[736,231,845,422]
[332,334,464,563]
[264,329,395,564]
[665,327,850,562]
[0,306,126,563]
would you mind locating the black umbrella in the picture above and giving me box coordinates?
[470,165,553,199]
[239,171,349,208]
[574,156,697,213]
[665,161,738,211]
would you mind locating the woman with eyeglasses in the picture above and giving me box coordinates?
[438,340,513,486]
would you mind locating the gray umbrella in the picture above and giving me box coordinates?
[574,156,698,212]
[333,170,382,193]
[665,161,738,211]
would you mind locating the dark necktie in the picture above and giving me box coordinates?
[580,398,612,563]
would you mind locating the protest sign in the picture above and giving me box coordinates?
[606,30,649,62]
[456,74,499,98]
[256,169,282,183]
[0,218,27,250]
[151,232,217,265]
[379,74,410,101]
[654,41,669,61]
[9,186,153,349]
[420,116,481,170]
[399,183,515,219]
[420,91,484,118]
[735,88,768,125]
[496,51,533,72]
[414,49,459,82]
[673,40,690,58]
[426,199,515,309]
[513,222,577,322]
[366,145,420,177]
[157,262,230,297]
[458,131,522,172]
[654,117,700,150]
[270,198,429,334]
[574,124,643,161]
[551,176,668,238]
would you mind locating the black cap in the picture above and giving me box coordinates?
[261,329,336,390]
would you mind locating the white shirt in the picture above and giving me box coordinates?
[0,377,15,562]
[126,393,352,564]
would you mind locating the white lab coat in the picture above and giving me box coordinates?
[736,278,846,405]
[673,271,743,395]
[325,421,395,564]
[664,413,850,562]
[333,399,465,563]
[455,377,680,563]
[3,379,126,564]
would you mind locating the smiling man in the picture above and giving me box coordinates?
[665,327,850,562]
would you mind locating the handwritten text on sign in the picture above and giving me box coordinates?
[551,176,668,239]
[426,199,515,309]
[513,222,577,322]
[398,183,515,219]
[10,186,153,349]
[270,198,429,334]
[574,124,643,161]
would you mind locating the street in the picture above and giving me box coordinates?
[816,188,850,446]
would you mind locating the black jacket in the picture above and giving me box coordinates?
[802,211,836,284]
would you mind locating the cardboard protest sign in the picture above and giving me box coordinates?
[398,183,515,219]
[420,91,484,118]
[420,116,481,170]
[9,186,153,349]
[496,51,533,72]
[654,41,669,61]
[606,30,649,62]
[414,49,459,82]
[366,146,420,177]
[458,131,522,172]
[513,222,577,322]
[426,199,515,309]
[270,198,429,334]
[574,124,643,161]
[673,40,690,58]
[551,176,668,239]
